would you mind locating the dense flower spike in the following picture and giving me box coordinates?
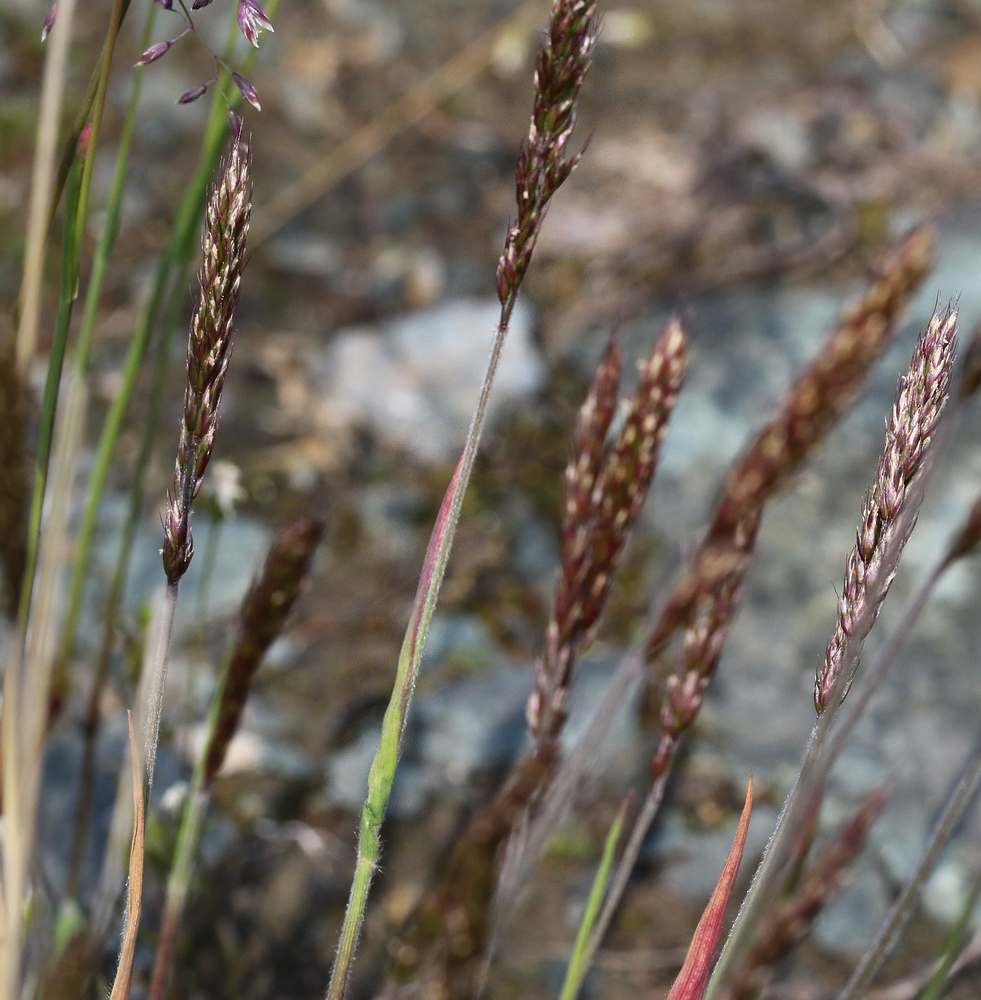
[497,0,599,306]
[816,307,958,713]
[161,139,252,583]
[651,563,747,780]
[528,319,688,742]
[237,0,274,47]
[204,518,323,782]
[646,225,935,659]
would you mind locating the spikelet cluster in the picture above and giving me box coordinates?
[497,0,599,306]
[162,139,252,583]
[528,319,688,741]
[204,518,323,781]
[816,307,957,713]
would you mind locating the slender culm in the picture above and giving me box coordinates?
[162,138,252,584]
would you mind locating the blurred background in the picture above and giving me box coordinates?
[2,1,981,997]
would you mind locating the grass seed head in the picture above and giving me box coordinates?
[816,307,957,713]
[162,137,252,584]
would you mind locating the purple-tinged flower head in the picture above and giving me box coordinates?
[162,139,252,583]
[153,0,174,9]
[815,306,958,713]
[232,71,261,111]
[178,82,209,105]
[135,40,172,67]
[192,0,214,8]
[41,2,57,42]
[238,0,274,47]
[496,0,599,307]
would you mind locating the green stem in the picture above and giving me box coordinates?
[326,297,519,1000]
[50,1,158,717]
[73,0,128,276]
[17,150,84,633]
[560,795,631,1000]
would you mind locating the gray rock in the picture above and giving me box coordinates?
[314,297,544,462]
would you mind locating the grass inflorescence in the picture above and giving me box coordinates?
[2,1,979,999]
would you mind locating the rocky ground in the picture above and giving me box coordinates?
[4,0,981,997]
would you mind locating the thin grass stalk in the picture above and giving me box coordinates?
[9,0,79,374]
[725,786,888,1000]
[0,0,78,983]
[107,715,146,1000]
[579,760,671,989]
[64,280,184,902]
[577,548,749,979]
[92,588,174,935]
[49,0,159,719]
[71,0,129,274]
[57,3,161,901]
[326,6,599,996]
[839,741,981,1000]
[0,374,85,999]
[559,793,632,1000]
[16,138,86,638]
[148,518,322,1000]
[913,881,981,1000]
[490,633,650,948]
[40,0,134,258]
[147,781,208,1000]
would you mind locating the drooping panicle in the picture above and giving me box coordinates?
[497,0,599,306]
[162,138,252,584]
[816,306,958,713]
[204,518,323,782]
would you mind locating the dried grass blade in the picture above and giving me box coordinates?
[108,714,146,1000]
